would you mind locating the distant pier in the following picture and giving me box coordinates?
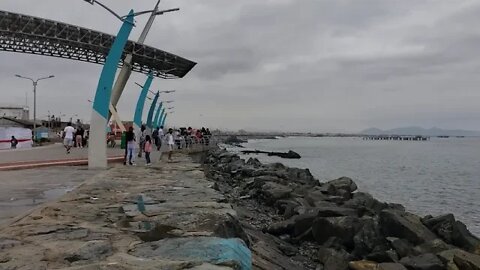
[363,135,430,141]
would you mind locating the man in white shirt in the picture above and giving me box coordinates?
[63,122,76,154]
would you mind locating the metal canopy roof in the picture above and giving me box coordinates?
[0,10,196,79]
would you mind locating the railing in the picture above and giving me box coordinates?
[156,135,217,154]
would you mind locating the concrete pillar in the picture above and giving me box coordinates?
[88,10,135,169]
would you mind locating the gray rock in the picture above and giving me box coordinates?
[353,218,386,257]
[437,249,467,270]
[366,250,399,263]
[343,192,389,215]
[399,253,444,270]
[380,210,437,245]
[377,263,409,270]
[453,252,480,270]
[266,218,296,235]
[285,167,316,185]
[317,247,352,270]
[318,183,337,195]
[293,213,317,237]
[246,157,262,168]
[326,177,358,193]
[388,237,415,258]
[315,206,359,218]
[451,221,480,254]
[422,214,455,243]
[312,216,360,248]
[260,182,292,205]
[305,189,328,206]
[413,239,453,255]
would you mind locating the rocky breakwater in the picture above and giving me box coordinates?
[203,148,480,270]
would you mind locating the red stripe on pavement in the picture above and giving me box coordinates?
[0,139,31,143]
[0,156,124,171]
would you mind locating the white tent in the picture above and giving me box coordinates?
[0,127,32,149]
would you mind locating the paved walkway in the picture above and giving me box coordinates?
[0,153,251,269]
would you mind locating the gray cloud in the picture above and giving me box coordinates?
[1,0,480,132]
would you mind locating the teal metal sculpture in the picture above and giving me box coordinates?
[88,10,135,169]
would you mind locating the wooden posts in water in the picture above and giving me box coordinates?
[362,135,430,141]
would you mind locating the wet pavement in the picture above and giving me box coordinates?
[0,166,98,225]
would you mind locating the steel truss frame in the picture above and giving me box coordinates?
[0,10,196,79]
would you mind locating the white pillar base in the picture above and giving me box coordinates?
[88,110,108,169]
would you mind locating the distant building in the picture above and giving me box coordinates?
[0,117,37,129]
[0,105,29,120]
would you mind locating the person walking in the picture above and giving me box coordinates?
[126,126,136,165]
[144,135,152,166]
[10,136,18,149]
[138,125,146,158]
[63,122,75,154]
[75,126,84,148]
[166,128,175,161]
[157,125,164,151]
[152,127,159,150]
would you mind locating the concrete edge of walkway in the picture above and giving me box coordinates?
[0,156,124,171]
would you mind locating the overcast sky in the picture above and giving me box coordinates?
[1,0,480,132]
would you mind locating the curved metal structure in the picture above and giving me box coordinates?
[0,10,196,79]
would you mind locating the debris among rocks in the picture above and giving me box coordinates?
[241,149,302,159]
[224,135,248,145]
[203,148,480,270]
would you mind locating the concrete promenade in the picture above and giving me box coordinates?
[0,144,124,170]
[0,152,251,269]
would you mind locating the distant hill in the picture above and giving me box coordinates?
[360,126,480,137]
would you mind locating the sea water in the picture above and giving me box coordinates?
[232,136,480,236]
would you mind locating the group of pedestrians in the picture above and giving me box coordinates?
[62,122,87,154]
[124,125,176,166]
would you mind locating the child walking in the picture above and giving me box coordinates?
[144,135,152,166]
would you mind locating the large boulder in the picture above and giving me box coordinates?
[266,218,296,236]
[344,192,389,215]
[285,167,317,185]
[380,210,437,245]
[437,249,480,270]
[437,249,468,270]
[366,250,399,263]
[259,182,293,205]
[451,221,480,254]
[353,218,386,257]
[312,216,360,249]
[348,260,378,270]
[246,157,263,168]
[326,177,358,194]
[399,253,444,270]
[377,263,409,270]
[413,239,453,255]
[317,247,352,270]
[422,214,455,243]
[387,237,415,258]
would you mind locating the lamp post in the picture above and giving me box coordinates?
[15,74,54,141]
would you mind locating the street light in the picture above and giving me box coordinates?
[83,0,179,24]
[15,74,55,141]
